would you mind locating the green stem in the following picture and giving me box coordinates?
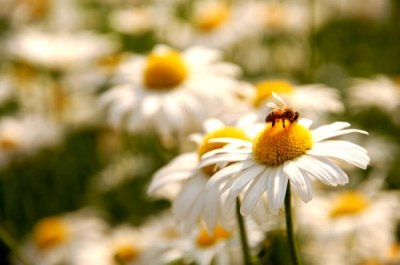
[284,184,302,265]
[236,198,252,265]
[0,225,33,265]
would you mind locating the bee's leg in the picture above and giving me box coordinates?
[272,119,275,127]
[282,119,286,128]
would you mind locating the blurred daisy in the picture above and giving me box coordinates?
[95,153,151,192]
[187,224,251,265]
[109,6,154,35]
[20,209,107,265]
[348,75,400,116]
[99,45,243,145]
[258,1,310,34]
[298,187,400,265]
[0,115,62,166]
[148,119,251,231]
[317,0,391,23]
[68,225,161,265]
[169,219,263,265]
[7,28,117,71]
[200,94,369,216]
[155,0,263,49]
[242,80,344,124]
[356,243,400,265]
[0,0,49,27]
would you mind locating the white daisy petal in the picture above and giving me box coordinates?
[297,155,348,185]
[203,118,226,132]
[311,122,351,141]
[241,168,271,215]
[308,141,370,169]
[207,160,256,188]
[267,168,281,214]
[183,192,205,232]
[283,161,312,202]
[313,128,368,142]
[203,185,220,231]
[273,168,289,209]
[201,146,252,159]
[148,171,194,194]
[298,118,313,128]
[208,138,253,147]
[224,164,265,215]
[199,153,251,168]
[173,175,205,220]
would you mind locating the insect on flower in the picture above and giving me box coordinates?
[265,93,299,128]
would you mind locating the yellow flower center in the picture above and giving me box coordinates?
[389,244,400,261]
[0,138,19,151]
[143,50,188,90]
[197,127,250,175]
[196,225,231,248]
[253,80,294,107]
[252,121,312,167]
[20,0,49,19]
[193,2,230,32]
[114,245,139,264]
[33,217,68,250]
[329,191,370,218]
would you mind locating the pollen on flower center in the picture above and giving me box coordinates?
[143,50,188,90]
[329,191,370,218]
[252,120,312,167]
[114,245,138,263]
[193,2,230,32]
[196,225,231,248]
[33,217,68,250]
[253,80,294,107]
[198,127,250,175]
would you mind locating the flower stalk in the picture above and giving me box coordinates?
[236,198,253,265]
[284,184,303,265]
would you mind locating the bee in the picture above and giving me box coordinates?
[265,93,299,128]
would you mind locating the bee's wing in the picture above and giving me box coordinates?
[271,92,288,107]
[266,102,279,109]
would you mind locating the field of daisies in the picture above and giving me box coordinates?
[1,0,400,264]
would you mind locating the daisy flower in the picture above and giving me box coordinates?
[154,0,263,49]
[348,75,400,116]
[109,6,155,35]
[99,45,243,145]
[185,222,263,265]
[257,1,310,34]
[68,224,161,265]
[297,185,400,265]
[153,213,264,265]
[7,28,117,71]
[148,119,251,231]
[20,209,107,265]
[0,115,62,167]
[200,94,369,216]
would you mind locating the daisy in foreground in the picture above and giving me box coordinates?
[200,93,370,264]
[201,93,370,216]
